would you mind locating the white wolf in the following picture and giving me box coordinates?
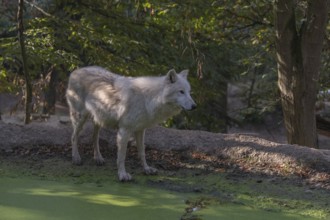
[66,66,196,181]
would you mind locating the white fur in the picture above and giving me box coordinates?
[66,66,196,181]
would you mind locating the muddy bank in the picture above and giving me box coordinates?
[1,117,329,176]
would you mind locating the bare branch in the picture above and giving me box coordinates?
[23,0,53,18]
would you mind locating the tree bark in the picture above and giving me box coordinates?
[43,66,58,114]
[17,0,32,124]
[274,0,328,148]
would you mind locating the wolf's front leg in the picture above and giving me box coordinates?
[117,128,132,181]
[135,129,158,175]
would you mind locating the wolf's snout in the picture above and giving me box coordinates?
[185,103,197,111]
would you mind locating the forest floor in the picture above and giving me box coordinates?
[1,115,330,219]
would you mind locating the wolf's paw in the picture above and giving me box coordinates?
[94,156,105,166]
[144,166,158,175]
[118,171,132,182]
[72,155,82,165]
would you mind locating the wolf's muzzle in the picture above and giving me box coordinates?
[184,103,197,111]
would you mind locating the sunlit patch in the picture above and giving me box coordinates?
[84,194,140,207]
[24,188,80,197]
[23,188,139,207]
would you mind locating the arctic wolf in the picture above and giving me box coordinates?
[66,66,196,181]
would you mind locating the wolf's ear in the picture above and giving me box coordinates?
[166,69,177,83]
[179,69,189,79]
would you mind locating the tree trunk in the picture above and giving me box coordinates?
[17,0,32,124]
[43,66,58,114]
[274,0,328,148]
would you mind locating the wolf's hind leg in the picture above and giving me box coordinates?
[93,123,105,165]
[135,129,158,175]
[70,111,88,165]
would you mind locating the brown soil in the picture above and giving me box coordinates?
[0,116,329,190]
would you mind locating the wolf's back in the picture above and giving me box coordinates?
[66,66,125,126]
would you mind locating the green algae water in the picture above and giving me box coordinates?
[0,177,184,220]
[0,177,324,220]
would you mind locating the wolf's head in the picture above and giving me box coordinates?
[163,69,197,111]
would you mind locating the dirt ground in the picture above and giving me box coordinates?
[0,114,329,190]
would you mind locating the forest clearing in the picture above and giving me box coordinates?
[1,0,330,219]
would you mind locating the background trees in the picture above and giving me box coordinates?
[17,0,32,124]
[0,0,329,147]
[274,0,329,148]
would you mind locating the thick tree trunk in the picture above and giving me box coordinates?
[274,0,328,148]
[17,0,32,124]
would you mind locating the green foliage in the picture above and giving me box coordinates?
[0,69,15,93]
[0,0,329,131]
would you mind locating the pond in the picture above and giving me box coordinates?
[0,177,323,220]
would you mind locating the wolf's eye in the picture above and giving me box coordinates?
[179,90,185,94]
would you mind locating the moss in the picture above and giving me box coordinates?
[0,156,329,220]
